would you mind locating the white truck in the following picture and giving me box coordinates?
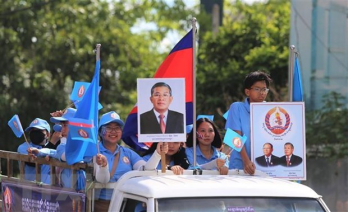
[101,170,330,212]
[0,150,330,212]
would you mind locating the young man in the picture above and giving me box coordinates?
[140,82,184,134]
[225,71,272,175]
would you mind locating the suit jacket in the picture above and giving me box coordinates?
[255,154,280,167]
[140,109,184,134]
[279,154,303,167]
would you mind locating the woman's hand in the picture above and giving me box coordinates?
[219,166,229,175]
[216,158,226,168]
[96,154,108,167]
[170,165,184,175]
[156,142,168,155]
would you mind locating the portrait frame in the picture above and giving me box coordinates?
[137,78,186,143]
[250,102,306,180]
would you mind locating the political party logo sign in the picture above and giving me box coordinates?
[264,106,291,136]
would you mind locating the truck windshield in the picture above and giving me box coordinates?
[157,197,326,212]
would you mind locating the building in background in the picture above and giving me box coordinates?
[290,0,348,110]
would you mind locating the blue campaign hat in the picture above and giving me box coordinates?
[50,108,77,123]
[25,118,51,132]
[197,115,214,121]
[186,124,193,134]
[99,111,124,129]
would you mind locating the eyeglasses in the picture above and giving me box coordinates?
[250,87,269,94]
[152,93,171,98]
[103,126,122,133]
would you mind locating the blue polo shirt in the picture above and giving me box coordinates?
[17,142,51,184]
[185,145,229,170]
[56,142,88,191]
[142,153,174,169]
[98,142,143,200]
[225,98,251,169]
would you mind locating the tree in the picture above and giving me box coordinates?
[0,0,198,152]
[196,0,290,128]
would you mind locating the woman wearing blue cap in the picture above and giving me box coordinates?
[185,118,229,175]
[94,111,167,211]
[17,118,51,184]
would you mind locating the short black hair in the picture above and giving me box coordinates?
[151,82,172,96]
[244,71,272,89]
[186,118,222,148]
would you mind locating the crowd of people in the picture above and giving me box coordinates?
[16,70,273,211]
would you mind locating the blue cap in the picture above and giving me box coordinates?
[50,108,76,123]
[53,124,62,132]
[25,118,51,132]
[197,115,214,121]
[99,111,124,129]
[186,124,193,134]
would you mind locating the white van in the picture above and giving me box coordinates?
[99,170,330,212]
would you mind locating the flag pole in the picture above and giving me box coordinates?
[95,44,101,155]
[288,45,296,101]
[192,17,198,172]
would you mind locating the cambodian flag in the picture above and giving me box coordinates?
[8,114,24,138]
[223,128,247,152]
[122,30,194,151]
[293,57,303,101]
[65,58,100,165]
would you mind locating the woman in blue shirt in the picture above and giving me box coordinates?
[185,118,229,175]
[94,111,167,211]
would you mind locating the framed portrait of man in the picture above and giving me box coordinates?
[137,78,186,143]
[250,102,306,180]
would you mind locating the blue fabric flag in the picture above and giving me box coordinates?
[293,57,303,101]
[223,128,247,152]
[197,115,214,121]
[65,59,100,165]
[8,115,24,138]
[70,81,103,110]
[223,110,229,120]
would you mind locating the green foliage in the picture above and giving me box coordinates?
[306,92,348,158]
[196,0,290,128]
[0,0,197,152]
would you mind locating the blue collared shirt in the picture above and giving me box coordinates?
[185,145,229,170]
[98,142,143,200]
[17,142,51,184]
[225,98,251,169]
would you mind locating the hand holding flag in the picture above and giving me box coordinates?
[223,128,247,152]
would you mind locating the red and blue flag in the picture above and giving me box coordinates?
[8,115,24,138]
[122,30,194,151]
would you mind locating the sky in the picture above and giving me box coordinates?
[131,0,265,52]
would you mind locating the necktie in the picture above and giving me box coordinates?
[286,156,290,166]
[266,157,270,167]
[159,114,166,134]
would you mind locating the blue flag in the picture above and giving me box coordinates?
[8,115,24,138]
[70,81,103,110]
[65,59,100,165]
[223,128,247,152]
[223,110,229,120]
[293,57,303,101]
